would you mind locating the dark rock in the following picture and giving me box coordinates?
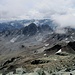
[22,23,38,35]
[44,44,62,54]
[21,45,25,48]
[68,41,75,50]
[31,60,49,65]
[65,68,71,72]
[70,73,73,75]
[3,57,20,66]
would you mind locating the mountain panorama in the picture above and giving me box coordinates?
[1,0,75,75]
[0,19,75,75]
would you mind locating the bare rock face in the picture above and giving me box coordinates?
[44,41,75,55]
[31,60,50,65]
[68,41,75,50]
[44,44,62,55]
[22,23,38,35]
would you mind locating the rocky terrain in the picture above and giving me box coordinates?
[0,19,75,75]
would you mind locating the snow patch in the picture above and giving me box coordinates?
[10,36,19,43]
[44,54,47,56]
[54,59,57,61]
[56,49,62,53]
[65,38,68,41]
[70,36,73,39]
[45,44,49,47]
[72,33,74,35]
[24,23,31,27]
[66,41,70,43]
[11,23,14,26]
[33,20,39,26]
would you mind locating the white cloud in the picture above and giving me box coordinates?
[0,0,75,27]
[52,14,75,27]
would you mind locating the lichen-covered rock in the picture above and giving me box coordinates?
[28,72,39,75]
[16,67,26,74]
[34,68,46,75]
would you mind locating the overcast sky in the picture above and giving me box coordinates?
[0,0,75,27]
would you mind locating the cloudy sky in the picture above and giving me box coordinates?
[0,0,75,27]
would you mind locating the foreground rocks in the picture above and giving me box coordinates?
[0,54,74,75]
[0,67,75,75]
[0,41,75,75]
[0,54,75,74]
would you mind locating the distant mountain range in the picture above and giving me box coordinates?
[0,19,56,31]
[0,19,56,37]
[0,19,75,52]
